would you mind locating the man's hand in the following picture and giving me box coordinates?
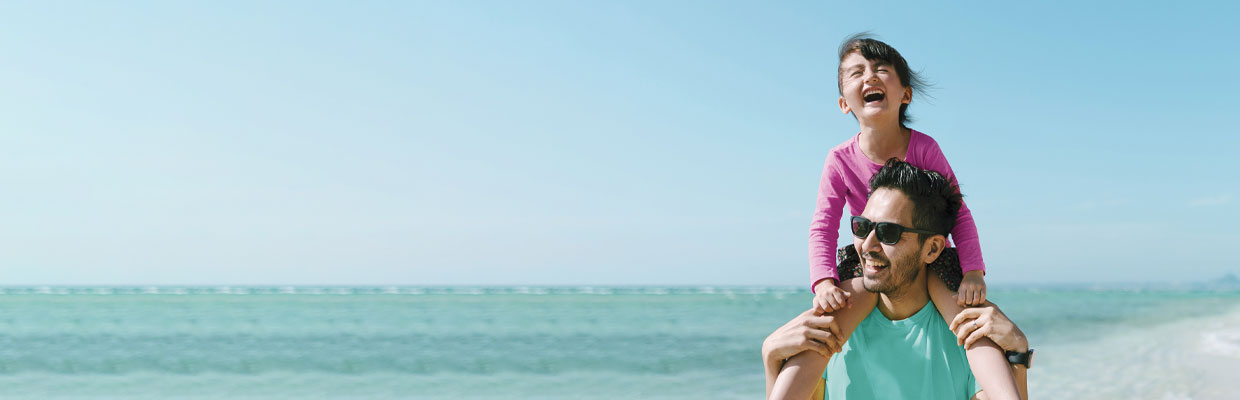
[957,270,987,307]
[813,280,852,314]
[949,301,1027,352]
[763,309,845,363]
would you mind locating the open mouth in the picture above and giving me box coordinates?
[863,261,888,274]
[863,92,885,103]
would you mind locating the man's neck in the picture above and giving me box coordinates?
[875,270,930,321]
[857,123,910,164]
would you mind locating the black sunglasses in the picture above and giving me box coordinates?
[850,216,939,245]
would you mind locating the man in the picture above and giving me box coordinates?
[763,160,1031,399]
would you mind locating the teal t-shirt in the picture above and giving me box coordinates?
[823,301,980,400]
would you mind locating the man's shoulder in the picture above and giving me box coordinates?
[839,277,867,294]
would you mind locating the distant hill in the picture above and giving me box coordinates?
[1196,273,1240,290]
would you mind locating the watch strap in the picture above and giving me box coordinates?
[1005,349,1033,368]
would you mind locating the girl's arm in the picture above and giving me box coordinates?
[949,197,985,275]
[916,137,985,274]
[808,157,850,291]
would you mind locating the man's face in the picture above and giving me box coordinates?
[854,188,925,294]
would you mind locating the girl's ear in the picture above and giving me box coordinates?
[921,235,945,264]
[839,96,851,114]
[902,87,913,105]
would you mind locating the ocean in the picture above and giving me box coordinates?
[0,286,1237,399]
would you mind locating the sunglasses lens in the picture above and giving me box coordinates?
[850,217,870,238]
[875,223,901,244]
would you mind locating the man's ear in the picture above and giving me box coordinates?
[839,95,851,114]
[920,235,946,264]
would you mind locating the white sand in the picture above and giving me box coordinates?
[1032,304,1240,400]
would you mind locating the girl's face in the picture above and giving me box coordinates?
[837,52,912,126]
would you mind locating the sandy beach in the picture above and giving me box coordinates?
[1033,299,1240,399]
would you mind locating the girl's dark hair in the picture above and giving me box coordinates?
[837,33,929,128]
[867,158,961,242]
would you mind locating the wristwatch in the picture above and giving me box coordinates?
[1005,349,1034,369]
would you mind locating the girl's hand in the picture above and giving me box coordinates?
[948,301,1028,352]
[813,280,852,314]
[957,270,987,307]
[763,309,845,362]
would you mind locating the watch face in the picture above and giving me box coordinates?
[1027,349,1035,369]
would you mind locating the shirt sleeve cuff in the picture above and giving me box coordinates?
[810,277,837,293]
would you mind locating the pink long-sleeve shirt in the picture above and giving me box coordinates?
[809,130,985,291]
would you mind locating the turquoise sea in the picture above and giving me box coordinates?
[1,286,1238,399]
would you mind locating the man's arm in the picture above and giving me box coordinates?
[764,351,780,398]
[762,310,840,398]
[928,277,1021,400]
[971,358,1028,400]
[1011,364,1028,400]
[764,279,877,400]
[952,302,1030,400]
[768,352,828,400]
[995,324,1029,400]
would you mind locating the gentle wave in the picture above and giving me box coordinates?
[0,286,1233,399]
[0,286,809,296]
[1200,332,1240,358]
[4,285,1230,296]
[0,333,749,376]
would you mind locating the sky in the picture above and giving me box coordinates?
[1,1,1237,286]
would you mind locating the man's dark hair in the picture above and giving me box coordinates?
[867,158,962,242]
[837,33,929,128]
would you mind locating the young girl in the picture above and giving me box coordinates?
[775,34,1020,399]
[809,35,986,319]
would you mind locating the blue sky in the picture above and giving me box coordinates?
[1,1,1237,285]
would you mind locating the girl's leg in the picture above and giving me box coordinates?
[928,273,1021,400]
[769,352,826,400]
[769,278,877,400]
